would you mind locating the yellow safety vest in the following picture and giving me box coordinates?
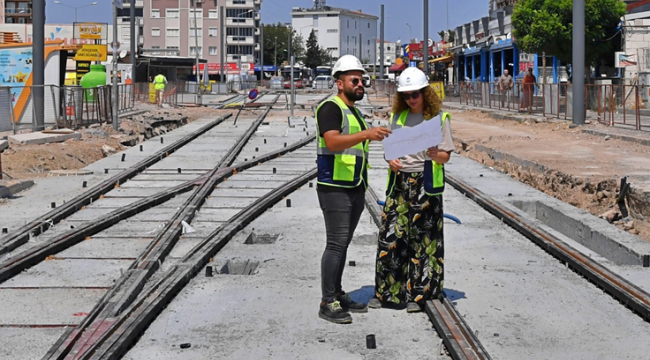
[154,74,166,90]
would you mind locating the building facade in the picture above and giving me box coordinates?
[143,0,262,75]
[116,0,144,57]
[3,0,32,24]
[375,39,398,67]
[291,4,377,64]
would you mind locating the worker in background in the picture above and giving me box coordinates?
[370,66,454,313]
[315,54,392,324]
[153,72,167,108]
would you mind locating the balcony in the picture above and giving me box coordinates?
[254,0,260,4]
[254,12,260,20]
[5,8,31,15]
[254,28,260,35]
[227,54,254,63]
[226,18,253,26]
[226,35,254,45]
[254,43,259,51]
[226,0,252,8]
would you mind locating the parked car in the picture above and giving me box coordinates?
[313,75,334,90]
[362,74,371,88]
[269,76,283,90]
[283,79,305,89]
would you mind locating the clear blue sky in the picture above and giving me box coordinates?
[46,0,490,42]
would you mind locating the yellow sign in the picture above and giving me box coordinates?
[430,82,445,101]
[149,83,156,103]
[74,44,107,61]
[77,23,105,39]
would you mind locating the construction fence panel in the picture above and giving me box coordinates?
[0,87,14,132]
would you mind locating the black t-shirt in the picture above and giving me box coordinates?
[316,101,368,193]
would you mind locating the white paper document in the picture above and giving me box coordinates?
[382,115,443,160]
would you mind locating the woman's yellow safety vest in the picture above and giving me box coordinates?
[315,96,370,188]
[385,110,450,197]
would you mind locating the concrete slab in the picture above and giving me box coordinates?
[0,328,68,360]
[0,288,105,324]
[8,132,81,145]
[56,237,153,259]
[0,139,7,151]
[0,259,133,288]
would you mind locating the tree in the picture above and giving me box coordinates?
[304,29,321,69]
[262,23,306,67]
[511,0,626,67]
[437,29,456,44]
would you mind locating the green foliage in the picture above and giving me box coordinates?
[262,23,305,66]
[304,30,321,69]
[511,0,626,65]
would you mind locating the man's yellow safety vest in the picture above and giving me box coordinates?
[154,74,166,90]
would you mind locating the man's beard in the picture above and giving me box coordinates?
[344,87,364,101]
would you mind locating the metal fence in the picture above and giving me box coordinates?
[0,84,136,132]
[450,81,650,132]
[372,79,398,107]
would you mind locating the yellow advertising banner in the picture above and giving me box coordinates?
[74,44,107,61]
[76,23,106,40]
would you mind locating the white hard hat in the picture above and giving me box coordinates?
[332,55,366,79]
[398,67,429,92]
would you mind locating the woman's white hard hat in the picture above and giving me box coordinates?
[398,67,429,92]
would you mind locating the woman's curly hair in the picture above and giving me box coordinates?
[392,85,442,119]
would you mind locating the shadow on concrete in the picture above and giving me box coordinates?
[444,288,467,302]
[348,285,374,304]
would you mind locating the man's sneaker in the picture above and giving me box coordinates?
[368,297,382,309]
[407,302,422,313]
[338,293,368,313]
[319,301,352,324]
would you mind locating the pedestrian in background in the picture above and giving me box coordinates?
[370,67,455,313]
[499,69,513,108]
[315,55,392,324]
[153,72,167,108]
[520,67,537,112]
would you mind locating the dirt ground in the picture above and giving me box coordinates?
[0,106,238,181]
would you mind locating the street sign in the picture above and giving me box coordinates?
[74,44,108,61]
[248,89,259,100]
[409,61,417,67]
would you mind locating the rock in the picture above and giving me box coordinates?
[120,136,138,147]
[596,191,605,200]
[110,134,123,140]
[629,229,640,235]
[602,190,612,198]
[598,209,619,223]
[585,120,592,124]
[605,135,611,141]
[49,155,55,160]
[87,128,108,138]
[623,220,635,231]
[101,144,116,157]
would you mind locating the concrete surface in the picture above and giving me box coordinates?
[0,180,34,198]
[8,132,82,145]
[0,140,7,151]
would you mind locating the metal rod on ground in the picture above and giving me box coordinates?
[33,0,44,131]
[130,0,135,85]
[290,55,295,118]
[423,0,429,76]
[220,5,225,92]
[380,4,384,79]
[112,1,119,131]
[572,0,585,125]
[193,0,201,105]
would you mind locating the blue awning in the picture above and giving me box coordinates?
[490,40,514,52]
[464,47,482,56]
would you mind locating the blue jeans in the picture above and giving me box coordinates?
[317,189,365,303]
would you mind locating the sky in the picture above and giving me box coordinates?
[45,0,491,42]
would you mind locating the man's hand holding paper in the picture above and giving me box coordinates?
[382,115,443,160]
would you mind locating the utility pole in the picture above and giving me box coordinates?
[130,0,135,84]
[193,0,202,105]
[260,22,264,85]
[220,5,225,89]
[33,0,44,131]
[274,37,277,76]
[423,0,429,76]
[572,0,585,125]
[380,4,384,79]
[359,33,362,62]
[290,55,295,117]
[112,0,119,130]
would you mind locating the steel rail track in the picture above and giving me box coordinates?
[364,184,490,360]
[43,117,317,359]
[446,174,650,322]
[49,168,317,360]
[0,114,233,256]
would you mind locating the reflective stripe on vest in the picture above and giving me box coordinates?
[385,110,450,197]
[154,75,166,90]
[315,96,370,188]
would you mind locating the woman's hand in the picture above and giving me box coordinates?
[388,159,402,172]
[426,147,439,160]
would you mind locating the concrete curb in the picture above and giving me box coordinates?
[582,128,650,146]
[8,132,82,146]
[0,180,34,198]
[0,140,7,152]
[443,102,565,124]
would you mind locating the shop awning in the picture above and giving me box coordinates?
[429,55,453,64]
[388,62,407,72]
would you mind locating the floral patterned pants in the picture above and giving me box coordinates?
[375,171,444,305]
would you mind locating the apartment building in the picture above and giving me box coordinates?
[116,0,144,55]
[375,39,398,67]
[291,3,377,63]
[143,0,261,75]
[3,0,32,24]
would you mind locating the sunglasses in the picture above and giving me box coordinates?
[402,91,421,101]
[348,78,362,86]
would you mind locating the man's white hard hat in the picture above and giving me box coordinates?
[397,67,429,92]
[332,54,366,79]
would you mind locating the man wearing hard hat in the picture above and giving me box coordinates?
[315,55,392,324]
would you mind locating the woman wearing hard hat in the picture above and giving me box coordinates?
[371,67,455,313]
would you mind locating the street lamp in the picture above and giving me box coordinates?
[54,1,98,23]
[406,22,412,43]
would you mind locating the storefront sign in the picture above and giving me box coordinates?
[74,22,107,40]
[74,44,107,61]
[75,60,90,84]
